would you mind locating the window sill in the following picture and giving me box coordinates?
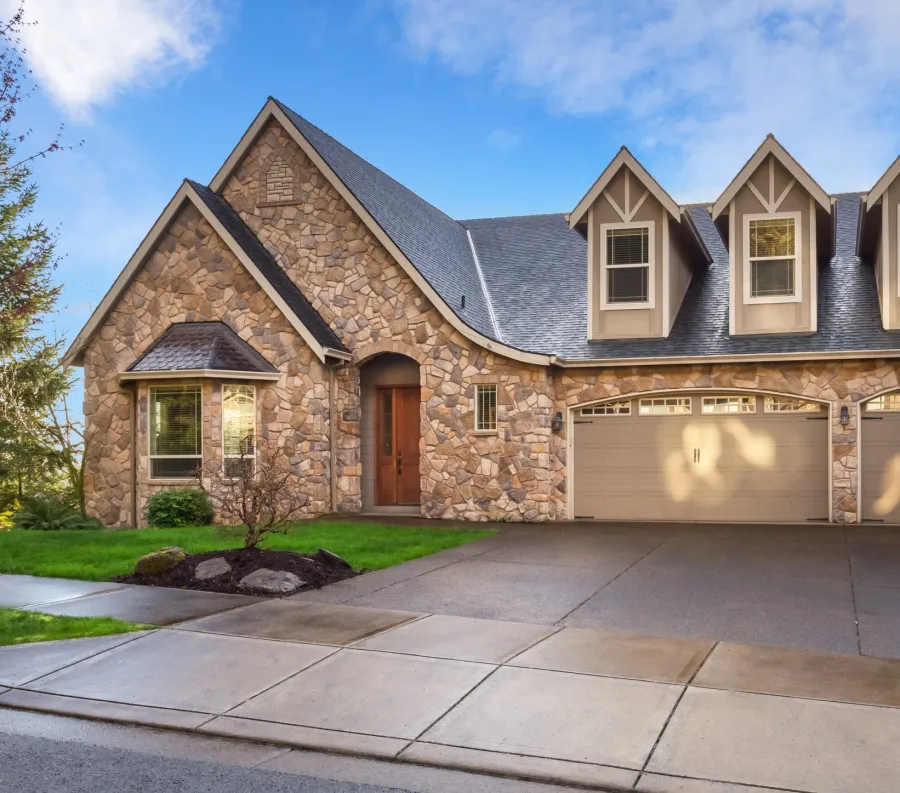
[600,302,654,311]
[145,478,199,486]
[472,430,499,436]
[743,294,802,305]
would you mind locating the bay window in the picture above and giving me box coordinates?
[149,386,202,479]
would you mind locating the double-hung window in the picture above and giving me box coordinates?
[745,213,801,302]
[602,223,653,308]
[223,385,256,478]
[149,386,202,479]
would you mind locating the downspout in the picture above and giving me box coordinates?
[130,382,139,527]
[328,363,338,514]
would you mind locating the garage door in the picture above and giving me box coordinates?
[573,393,828,522]
[862,393,900,523]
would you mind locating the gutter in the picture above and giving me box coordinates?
[552,348,900,368]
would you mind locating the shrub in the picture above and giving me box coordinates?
[13,496,101,531]
[145,488,213,528]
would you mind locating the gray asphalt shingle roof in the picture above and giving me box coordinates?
[189,180,348,354]
[128,322,277,373]
[274,101,900,362]
[275,100,499,342]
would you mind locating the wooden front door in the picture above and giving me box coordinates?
[375,386,420,505]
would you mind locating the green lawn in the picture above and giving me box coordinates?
[0,521,495,582]
[0,608,150,646]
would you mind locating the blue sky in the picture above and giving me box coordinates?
[13,0,900,350]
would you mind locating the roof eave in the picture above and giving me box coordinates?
[119,369,281,382]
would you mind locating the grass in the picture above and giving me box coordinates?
[0,608,150,646]
[0,521,496,582]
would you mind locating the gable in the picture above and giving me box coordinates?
[80,203,314,379]
[63,181,348,367]
[569,148,681,231]
[712,135,831,220]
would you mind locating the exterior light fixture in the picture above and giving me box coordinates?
[840,405,850,426]
[551,411,563,432]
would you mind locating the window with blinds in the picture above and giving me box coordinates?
[149,386,202,479]
[475,384,497,431]
[605,226,651,304]
[748,216,796,299]
[223,385,255,478]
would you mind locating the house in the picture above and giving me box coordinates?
[65,98,900,527]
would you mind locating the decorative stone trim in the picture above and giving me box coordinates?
[351,339,428,366]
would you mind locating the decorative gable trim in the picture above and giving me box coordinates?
[865,153,900,210]
[62,181,349,367]
[712,135,831,220]
[209,98,551,367]
[568,147,681,230]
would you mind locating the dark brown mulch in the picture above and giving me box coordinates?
[116,547,359,595]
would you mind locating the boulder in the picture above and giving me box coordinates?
[134,547,186,575]
[317,548,351,569]
[194,557,231,581]
[238,569,304,595]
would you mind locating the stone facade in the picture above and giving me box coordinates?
[265,156,294,203]
[82,203,329,526]
[81,117,900,527]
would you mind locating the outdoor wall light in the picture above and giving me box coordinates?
[840,405,850,426]
[551,411,564,432]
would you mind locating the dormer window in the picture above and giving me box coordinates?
[601,222,654,309]
[744,212,801,303]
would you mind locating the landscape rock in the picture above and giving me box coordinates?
[134,547,186,575]
[194,557,231,581]
[317,548,351,569]
[238,568,304,595]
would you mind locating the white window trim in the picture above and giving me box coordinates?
[148,385,203,481]
[474,384,498,433]
[742,211,802,305]
[222,384,257,476]
[600,220,655,311]
[638,397,691,416]
[701,395,756,414]
[581,400,631,416]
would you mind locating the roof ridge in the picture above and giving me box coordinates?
[272,98,467,233]
[461,212,567,223]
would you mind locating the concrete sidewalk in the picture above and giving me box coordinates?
[3,595,900,792]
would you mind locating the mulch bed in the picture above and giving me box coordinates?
[116,547,359,596]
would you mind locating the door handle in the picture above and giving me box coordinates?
[397,450,402,476]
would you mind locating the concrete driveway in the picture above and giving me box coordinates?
[296,521,900,658]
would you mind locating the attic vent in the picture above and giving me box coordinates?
[266,156,294,203]
[461,295,466,309]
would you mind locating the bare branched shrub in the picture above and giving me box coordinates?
[199,439,310,548]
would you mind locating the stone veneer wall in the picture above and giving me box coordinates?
[81,203,329,526]
[222,120,558,522]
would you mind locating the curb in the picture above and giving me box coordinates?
[0,692,634,792]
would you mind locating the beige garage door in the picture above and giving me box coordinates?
[573,393,828,522]
[862,393,900,523]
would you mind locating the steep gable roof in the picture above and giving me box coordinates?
[568,147,681,229]
[209,98,550,365]
[712,134,831,219]
[63,181,349,367]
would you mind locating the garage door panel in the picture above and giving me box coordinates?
[574,396,828,523]
[862,411,900,523]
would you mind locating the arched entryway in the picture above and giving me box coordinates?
[570,389,830,522]
[360,353,421,512]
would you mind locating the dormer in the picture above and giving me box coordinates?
[569,148,702,341]
[860,155,900,330]
[712,135,833,337]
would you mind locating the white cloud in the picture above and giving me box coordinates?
[487,128,521,150]
[12,0,222,116]
[393,0,900,200]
